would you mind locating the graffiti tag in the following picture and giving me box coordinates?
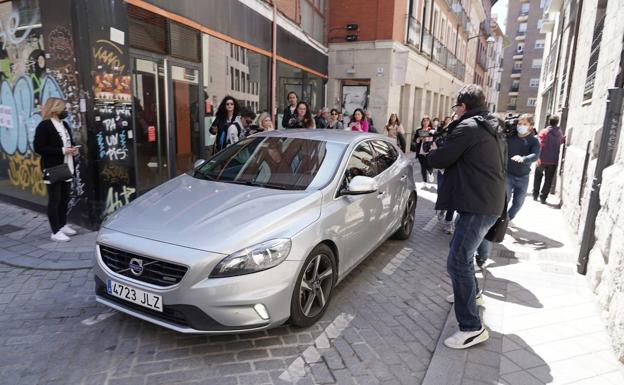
[100,164,129,184]
[0,12,34,49]
[4,152,46,196]
[47,26,74,61]
[92,40,125,73]
[104,185,136,216]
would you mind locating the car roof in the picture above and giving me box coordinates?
[252,129,389,145]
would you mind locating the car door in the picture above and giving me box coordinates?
[369,140,403,239]
[328,140,383,275]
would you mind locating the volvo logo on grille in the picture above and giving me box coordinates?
[129,258,144,276]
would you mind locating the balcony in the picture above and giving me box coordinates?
[507,105,517,111]
[407,16,421,50]
[509,85,519,92]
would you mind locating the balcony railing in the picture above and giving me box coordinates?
[421,27,432,57]
[507,105,517,110]
[517,30,526,36]
[510,85,519,92]
[407,16,421,50]
[512,68,522,74]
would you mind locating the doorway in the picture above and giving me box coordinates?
[131,54,203,194]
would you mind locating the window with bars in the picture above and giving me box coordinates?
[583,0,608,101]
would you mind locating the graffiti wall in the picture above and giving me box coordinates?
[86,0,136,220]
[0,0,87,217]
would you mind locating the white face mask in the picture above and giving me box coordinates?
[517,125,530,136]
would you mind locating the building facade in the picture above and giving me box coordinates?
[0,0,328,229]
[498,0,546,114]
[326,0,492,145]
[535,0,624,360]
[485,16,505,112]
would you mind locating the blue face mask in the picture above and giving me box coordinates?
[517,125,530,136]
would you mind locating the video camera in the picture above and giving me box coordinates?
[502,113,520,137]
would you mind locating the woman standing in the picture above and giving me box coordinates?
[210,96,240,152]
[287,101,316,128]
[33,98,79,242]
[348,108,369,132]
[414,116,434,184]
[328,109,344,130]
[384,113,406,152]
[255,112,274,131]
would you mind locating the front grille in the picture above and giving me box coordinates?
[99,245,188,287]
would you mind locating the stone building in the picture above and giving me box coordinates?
[498,0,547,114]
[326,0,496,145]
[535,0,624,360]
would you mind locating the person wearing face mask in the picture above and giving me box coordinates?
[506,114,540,221]
[34,97,79,242]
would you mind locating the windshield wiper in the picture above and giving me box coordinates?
[193,170,216,181]
[225,179,289,190]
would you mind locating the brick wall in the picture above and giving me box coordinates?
[328,0,402,42]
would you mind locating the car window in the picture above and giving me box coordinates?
[195,136,339,190]
[342,141,377,188]
[370,140,398,174]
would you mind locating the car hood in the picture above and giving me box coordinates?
[102,174,322,254]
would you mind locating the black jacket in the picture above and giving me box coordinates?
[282,106,297,129]
[426,108,506,216]
[33,119,74,171]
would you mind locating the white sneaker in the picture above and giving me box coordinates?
[51,231,71,242]
[446,289,484,306]
[443,220,454,234]
[60,225,77,236]
[444,327,489,349]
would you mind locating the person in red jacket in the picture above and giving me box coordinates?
[533,116,565,204]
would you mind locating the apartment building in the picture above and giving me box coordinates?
[327,0,491,143]
[534,0,624,360]
[486,16,505,112]
[498,0,547,114]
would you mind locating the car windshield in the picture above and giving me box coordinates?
[193,136,345,190]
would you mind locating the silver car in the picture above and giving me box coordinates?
[94,130,417,333]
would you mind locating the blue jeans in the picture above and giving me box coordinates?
[506,173,530,220]
[475,239,491,264]
[447,212,499,331]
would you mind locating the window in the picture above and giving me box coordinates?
[520,3,530,15]
[511,79,520,91]
[535,40,545,49]
[527,98,537,107]
[513,61,523,71]
[537,19,544,29]
[235,69,240,91]
[532,59,543,68]
[370,140,398,174]
[519,23,527,34]
[230,67,234,90]
[584,0,607,101]
[196,137,337,191]
[530,78,540,87]
[345,142,377,183]
[509,96,518,109]
[516,42,524,54]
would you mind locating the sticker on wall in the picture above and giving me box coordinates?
[147,126,156,143]
[109,27,125,45]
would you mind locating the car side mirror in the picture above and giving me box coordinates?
[342,175,378,195]
[193,159,206,169]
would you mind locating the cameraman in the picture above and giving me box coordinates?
[506,114,540,220]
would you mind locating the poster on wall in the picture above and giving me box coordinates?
[341,85,368,121]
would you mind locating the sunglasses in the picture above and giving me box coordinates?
[331,112,338,115]
[226,102,234,106]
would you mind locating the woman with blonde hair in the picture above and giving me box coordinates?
[33,97,79,242]
[256,112,274,131]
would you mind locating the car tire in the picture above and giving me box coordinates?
[392,192,417,240]
[290,244,337,328]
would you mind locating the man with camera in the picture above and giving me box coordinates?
[506,114,540,220]
[427,85,506,349]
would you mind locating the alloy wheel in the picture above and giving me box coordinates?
[299,254,334,318]
[402,195,416,233]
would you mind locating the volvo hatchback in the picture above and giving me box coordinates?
[94,130,417,333]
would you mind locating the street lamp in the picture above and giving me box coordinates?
[467,34,496,45]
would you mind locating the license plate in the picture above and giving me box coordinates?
[107,279,163,312]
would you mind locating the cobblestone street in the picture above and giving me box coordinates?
[0,191,455,385]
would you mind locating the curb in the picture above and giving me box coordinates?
[0,253,93,271]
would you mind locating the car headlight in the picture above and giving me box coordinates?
[210,239,292,278]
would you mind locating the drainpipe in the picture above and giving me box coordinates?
[271,1,277,122]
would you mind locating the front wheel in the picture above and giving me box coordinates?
[290,244,337,328]
[392,192,416,240]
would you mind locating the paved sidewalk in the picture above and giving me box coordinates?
[0,202,95,270]
[420,190,624,385]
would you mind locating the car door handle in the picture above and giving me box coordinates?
[377,191,386,198]
[400,175,407,181]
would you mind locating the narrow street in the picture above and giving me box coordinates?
[0,191,454,385]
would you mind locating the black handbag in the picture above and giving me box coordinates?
[43,164,73,184]
[485,198,508,243]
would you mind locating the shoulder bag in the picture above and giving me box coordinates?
[43,163,73,184]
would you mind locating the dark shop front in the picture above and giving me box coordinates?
[0,0,328,229]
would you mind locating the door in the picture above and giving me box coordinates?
[132,57,168,194]
[168,62,202,176]
[330,140,384,274]
[370,140,405,234]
